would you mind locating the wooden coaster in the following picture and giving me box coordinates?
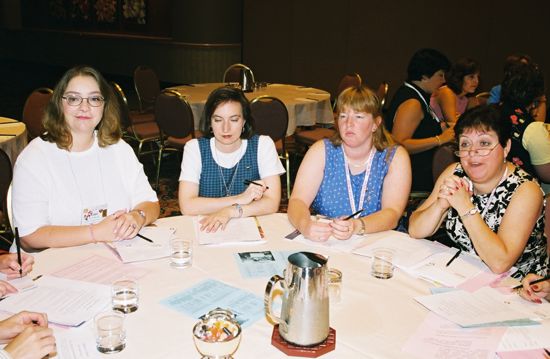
[271,325,336,357]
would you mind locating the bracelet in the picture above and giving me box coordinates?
[233,203,243,218]
[89,224,97,244]
[435,135,441,146]
[357,218,366,235]
[459,206,479,218]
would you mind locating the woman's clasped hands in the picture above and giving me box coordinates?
[303,216,357,242]
[0,311,56,359]
[91,209,145,242]
[436,175,473,213]
[199,181,268,233]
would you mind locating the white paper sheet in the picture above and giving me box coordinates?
[0,276,110,327]
[291,233,366,253]
[52,324,100,359]
[109,227,175,263]
[194,217,264,246]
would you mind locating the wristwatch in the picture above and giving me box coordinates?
[132,209,146,225]
[357,218,366,235]
[459,206,479,219]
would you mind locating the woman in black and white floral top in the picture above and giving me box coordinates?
[409,105,547,279]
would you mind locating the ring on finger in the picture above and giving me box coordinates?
[131,224,137,229]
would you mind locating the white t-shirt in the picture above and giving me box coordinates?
[179,135,285,184]
[523,122,550,194]
[12,135,158,237]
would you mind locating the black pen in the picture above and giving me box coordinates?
[244,180,270,190]
[512,274,550,290]
[14,227,23,278]
[136,233,154,243]
[445,249,461,267]
[344,209,363,220]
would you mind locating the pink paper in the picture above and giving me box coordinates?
[497,348,548,358]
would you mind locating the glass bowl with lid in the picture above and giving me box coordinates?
[192,308,242,359]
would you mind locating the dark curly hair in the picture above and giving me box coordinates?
[200,86,256,139]
[501,62,544,108]
[455,104,511,147]
[406,48,450,82]
[446,58,480,95]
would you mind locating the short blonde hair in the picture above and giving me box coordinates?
[331,85,393,150]
[43,65,121,150]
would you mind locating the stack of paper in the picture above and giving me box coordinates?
[194,217,264,246]
[107,227,176,263]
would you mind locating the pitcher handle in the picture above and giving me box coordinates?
[264,274,287,331]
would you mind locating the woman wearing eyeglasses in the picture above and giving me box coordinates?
[12,66,159,249]
[409,105,547,279]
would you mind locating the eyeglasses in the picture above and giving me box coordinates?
[62,95,105,107]
[454,144,499,157]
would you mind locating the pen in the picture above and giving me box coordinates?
[137,233,154,243]
[244,180,270,190]
[512,274,550,290]
[253,217,265,239]
[14,227,22,278]
[445,249,461,267]
[344,209,364,220]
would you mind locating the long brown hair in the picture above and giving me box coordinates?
[331,85,393,151]
[43,65,121,150]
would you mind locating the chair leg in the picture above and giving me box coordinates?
[155,146,164,191]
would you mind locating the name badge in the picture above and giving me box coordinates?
[82,204,108,225]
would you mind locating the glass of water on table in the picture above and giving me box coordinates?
[112,279,139,313]
[170,238,193,269]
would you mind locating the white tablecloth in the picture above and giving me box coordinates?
[31,214,435,358]
[168,83,334,136]
[0,117,27,165]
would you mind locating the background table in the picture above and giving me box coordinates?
[0,117,27,165]
[169,83,334,136]
[32,213,436,358]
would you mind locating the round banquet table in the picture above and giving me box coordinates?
[30,213,439,359]
[168,83,334,136]
[0,117,27,165]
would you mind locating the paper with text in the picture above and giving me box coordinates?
[109,227,175,263]
[194,217,264,246]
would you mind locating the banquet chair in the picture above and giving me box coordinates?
[376,81,389,109]
[134,66,161,113]
[475,91,491,106]
[111,82,160,158]
[0,149,12,245]
[432,143,457,183]
[154,89,198,190]
[333,73,362,110]
[222,63,255,84]
[250,96,291,197]
[22,87,53,140]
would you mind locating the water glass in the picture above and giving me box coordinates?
[95,311,126,354]
[112,279,139,313]
[371,248,395,279]
[170,238,193,269]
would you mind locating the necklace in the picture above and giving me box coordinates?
[342,146,375,215]
[213,140,244,197]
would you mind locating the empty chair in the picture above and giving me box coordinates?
[222,63,255,83]
[154,89,198,190]
[0,149,12,244]
[22,87,53,140]
[250,95,291,197]
[134,66,161,113]
[111,82,160,158]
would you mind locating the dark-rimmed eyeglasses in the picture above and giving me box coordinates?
[62,95,105,107]
[454,144,499,158]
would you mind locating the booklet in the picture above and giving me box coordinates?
[107,227,176,263]
[233,250,295,278]
[194,216,264,246]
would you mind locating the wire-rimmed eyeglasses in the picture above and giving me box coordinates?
[454,144,499,158]
[62,95,105,107]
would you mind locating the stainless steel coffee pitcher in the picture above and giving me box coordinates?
[264,252,329,346]
[240,67,254,92]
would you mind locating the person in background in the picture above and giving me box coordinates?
[430,58,481,124]
[0,311,56,359]
[288,86,411,241]
[385,48,453,192]
[178,86,284,232]
[12,66,159,250]
[500,61,549,195]
[487,53,531,105]
[409,105,547,279]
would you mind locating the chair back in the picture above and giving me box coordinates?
[250,96,289,148]
[336,73,362,98]
[155,90,195,139]
[376,81,389,108]
[223,63,255,83]
[111,82,131,130]
[22,87,53,139]
[432,143,457,183]
[134,66,161,113]
[475,91,491,106]
[0,149,12,234]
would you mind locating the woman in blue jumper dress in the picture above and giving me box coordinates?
[178,87,285,232]
[288,86,411,241]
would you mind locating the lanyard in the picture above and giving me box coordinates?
[342,146,375,216]
[403,82,442,124]
[479,166,508,218]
